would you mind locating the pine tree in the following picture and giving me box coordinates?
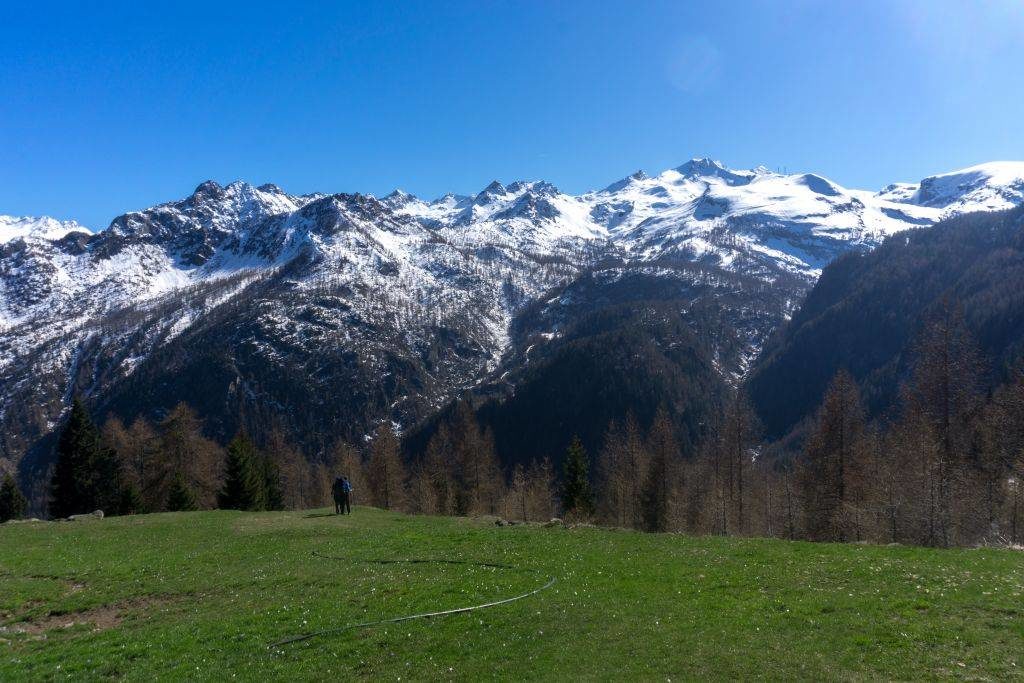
[0,473,28,523]
[50,398,123,518]
[261,456,285,511]
[218,432,265,510]
[117,483,143,516]
[561,435,594,517]
[166,475,198,511]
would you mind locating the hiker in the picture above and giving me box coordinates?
[332,476,346,515]
[339,476,352,515]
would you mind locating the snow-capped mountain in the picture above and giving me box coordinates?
[389,159,1022,279]
[878,161,1024,213]
[2,158,1022,478]
[0,215,91,245]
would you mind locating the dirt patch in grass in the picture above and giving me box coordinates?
[0,594,182,637]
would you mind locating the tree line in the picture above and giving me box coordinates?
[36,395,560,524]
[12,300,1022,549]
[572,301,1024,547]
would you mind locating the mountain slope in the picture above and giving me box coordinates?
[3,159,1023,480]
[747,205,1024,442]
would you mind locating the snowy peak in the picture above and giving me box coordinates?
[381,189,418,209]
[0,215,91,244]
[602,170,649,194]
[675,157,762,186]
[908,162,1024,212]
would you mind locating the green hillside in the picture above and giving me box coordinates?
[2,508,1022,681]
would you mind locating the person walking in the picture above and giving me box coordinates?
[339,476,353,515]
[332,476,345,515]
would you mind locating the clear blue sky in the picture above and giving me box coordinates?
[2,1,1022,229]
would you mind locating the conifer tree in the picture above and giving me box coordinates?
[166,475,198,512]
[50,398,124,518]
[597,420,628,527]
[714,391,761,535]
[261,456,285,511]
[508,463,528,521]
[641,408,681,532]
[0,473,28,523]
[561,435,594,517]
[219,432,265,510]
[117,483,143,516]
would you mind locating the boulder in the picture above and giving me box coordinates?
[67,510,104,522]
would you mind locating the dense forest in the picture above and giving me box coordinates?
[749,205,1024,442]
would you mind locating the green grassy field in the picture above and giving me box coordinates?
[1,508,1023,681]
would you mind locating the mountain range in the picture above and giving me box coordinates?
[3,158,1024,483]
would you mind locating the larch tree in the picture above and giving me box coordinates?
[641,408,681,532]
[367,423,407,510]
[268,428,313,510]
[900,302,984,546]
[329,440,368,506]
[421,423,457,515]
[156,404,223,510]
[597,420,630,527]
[713,391,761,535]
[102,416,160,512]
[799,369,866,542]
[526,457,557,522]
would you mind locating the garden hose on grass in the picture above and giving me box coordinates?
[267,553,556,649]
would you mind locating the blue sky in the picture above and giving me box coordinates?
[2,1,1022,229]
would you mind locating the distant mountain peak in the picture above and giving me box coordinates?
[601,170,649,193]
[677,157,729,175]
[674,157,759,186]
[0,215,92,244]
[191,180,225,198]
